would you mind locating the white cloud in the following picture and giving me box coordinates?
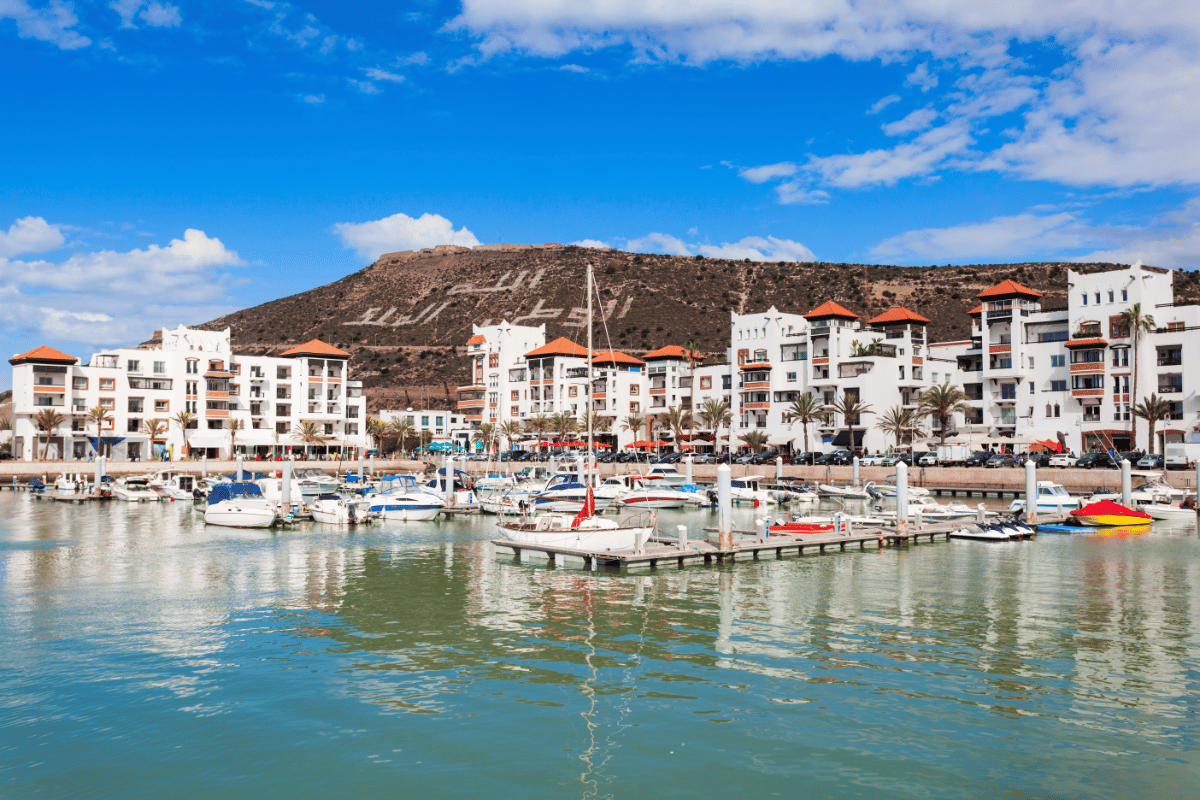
[871,212,1088,261]
[332,212,481,261]
[559,63,588,72]
[365,67,404,82]
[349,80,380,94]
[623,231,815,261]
[110,0,141,28]
[571,239,611,248]
[0,216,66,258]
[880,107,937,136]
[301,93,324,104]
[141,2,180,27]
[774,182,830,205]
[868,94,901,114]
[0,228,244,347]
[905,63,937,91]
[738,161,797,184]
[1,0,91,49]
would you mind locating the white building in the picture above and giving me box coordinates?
[8,325,368,461]
[377,408,471,452]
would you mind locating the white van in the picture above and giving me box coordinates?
[1164,443,1191,471]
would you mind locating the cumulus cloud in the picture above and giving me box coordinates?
[881,107,938,136]
[332,212,481,261]
[1,0,91,48]
[905,63,938,91]
[0,226,244,348]
[365,67,404,82]
[140,2,181,27]
[301,93,324,104]
[737,162,797,184]
[572,239,611,248]
[624,231,815,262]
[0,216,66,258]
[871,212,1089,261]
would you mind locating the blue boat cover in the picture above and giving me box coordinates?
[208,482,263,504]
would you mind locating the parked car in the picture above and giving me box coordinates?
[1019,452,1052,468]
[817,449,854,466]
[1165,444,1191,471]
[963,451,991,468]
[986,454,1017,468]
[916,452,938,467]
[1112,450,1145,468]
[791,451,819,465]
[1075,452,1109,469]
[1048,452,1078,468]
[877,454,901,467]
[1136,453,1164,470]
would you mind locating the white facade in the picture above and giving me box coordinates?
[377,408,471,451]
[9,325,368,461]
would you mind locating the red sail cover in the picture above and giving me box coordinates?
[571,488,596,528]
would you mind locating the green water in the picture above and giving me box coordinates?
[2,492,1198,798]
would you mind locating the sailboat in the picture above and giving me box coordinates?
[496,262,658,551]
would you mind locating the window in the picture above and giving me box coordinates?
[1000,384,1016,400]
[347,406,359,419]
[931,373,938,383]
[511,390,519,401]
[1050,354,1065,368]
[753,349,767,362]
[324,424,334,435]
[128,419,140,432]
[421,416,429,426]
[1108,291,1114,303]
[276,422,288,434]
[1081,294,1088,305]
[1070,349,1104,364]
[277,404,290,417]
[1050,380,1067,392]
[786,372,797,382]
[1168,401,1184,420]
[1113,348,1129,367]
[489,353,499,368]
[700,376,712,390]
[100,378,115,391]
[186,359,198,374]
[277,367,290,380]
[1045,404,1053,417]
[569,386,578,398]
[153,361,166,374]
[1028,357,1035,368]
[1094,292,1100,304]
[1084,406,1100,422]
[630,402,640,412]
[127,360,140,373]
[1030,382,1035,394]
[630,385,639,395]
[1053,404,1060,417]
[72,376,88,389]
[208,420,224,429]
[154,400,168,413]
[229,363,240,375]
[128,398,143,413]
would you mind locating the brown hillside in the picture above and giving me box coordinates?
[195,245,1200,408]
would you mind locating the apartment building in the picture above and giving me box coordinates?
[932,265,1200,453]
[377,408,471,451]
[8,325,368,461]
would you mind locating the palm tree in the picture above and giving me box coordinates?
[783,392,821,452]
[917,383,972,448]
[292,419,326,458]
[526,413,551,453]
[621,413,645,452]
[227,418,245,459]
[830,393,874,454]
[739,429,769,454]
[550,411,577,449]
[86,405,113,457]
[472,422,497,454]
[1118,303,1156,450]
[699,398,731,455]
[142,418,168,459]
[876,405,925,451]
[663,404,692,452]
[499,419,524,452]
[33,408,65,461]
[1133,394,1172,455]
[387,416,415,457]
[366,417,386,453]
[171,410,195,457]
[576,409,611,436]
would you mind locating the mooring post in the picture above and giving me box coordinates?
[852,455,860,487]
[776,456,783,484]
[93,456,102,493]
[201,453,207,479]
[717,464,732,550]
[236,454,243,482]
[282,459,293,516]
[1121,459,1132,507]
[677,524,688,552]
[685,455,693,487]
[1024,458,1038,524]
[357,455,363,485]
[443,452,452,506]
[896,461,909,538]
[370,453,375,477]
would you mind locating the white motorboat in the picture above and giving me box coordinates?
[158,473,200,501]
[293,468,339,497]
[1130,472,1192,505]
[788,512,888,526]
[310,495,377,525]
[528,471,619,512]
[817,483,872,500]
[204,482,278,528]
[364,492,444,521]
[497,509,657,551]
[474,472,518,492]
[868,483,930,498]
[53,474,85,493]
[880,496,981,522]
[730,476,777,505]
[422,468,479,506]
[1008,481,1081,514]
[617,481,691,509]
[636,464,689,488]
[112,477,160,502]
[1141,502,1197,522]
[769,484,819,504]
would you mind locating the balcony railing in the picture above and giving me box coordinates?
[1157,356,1182,366]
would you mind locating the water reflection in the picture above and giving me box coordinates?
[1,493,1198,797]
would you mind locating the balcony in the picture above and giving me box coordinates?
[1157,356,1183,367]
[1072,388,1104,398]
[1158,384,1183,394]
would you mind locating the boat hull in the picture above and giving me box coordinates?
[497,517,653,551]
[1073,513,1151,527]
[367,502,442,521]
[204,501,277,528]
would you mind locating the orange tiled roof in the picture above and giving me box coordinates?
[592,350,645,366]
[8,345,78,366]
[524,337,591,358]
[867,307,931,325]
[804,300,859,320]
[976,279,1043,299]
[466,334,486,345]
[280,339,351,358]
[1065,338,1108,348]
[967,304,983,315]
[643,345,701,360]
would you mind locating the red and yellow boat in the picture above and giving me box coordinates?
[768,522,834,534]
[1069,499,1152,527]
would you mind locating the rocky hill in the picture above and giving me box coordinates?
[195,245,1200,409]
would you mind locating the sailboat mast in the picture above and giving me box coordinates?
[586,262,594,489]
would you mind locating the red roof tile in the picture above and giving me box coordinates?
[1064,338,1108,348]
[976,279,1043,299]
[591,350,645,366]
[867,307,931,325]
[524,337,591,358]
[280,339,351,358]
[967,304,983,315]
[466,334,486,345]
[642,345,701,360]
[804,300,859,320]
[8,345,78,366]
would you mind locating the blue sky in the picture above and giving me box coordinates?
[3,1,1199,389]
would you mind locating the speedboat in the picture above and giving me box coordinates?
[112,477,160,502]
[868,483,930,498]
[730,476,776,505]
[1069,499,1152,527]
[877,496,981,522]
[636,464,688,488]
[528,471,619,512]
[818,483,871,500]
[1007,481,1081,514]
[1140,501,1197,522]
[768,520,834,534]
[789,512,888,526]
[293,468,339,497]
[422,468,479,506]
[1130,472,1192,505]
[364,492,443,521]
[204,482,278,528]
[310,494,377,525]
[617,481,692,509]
[53,474,85,493]
[152,472,200,501]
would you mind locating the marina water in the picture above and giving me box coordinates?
[2,491,1198,798]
